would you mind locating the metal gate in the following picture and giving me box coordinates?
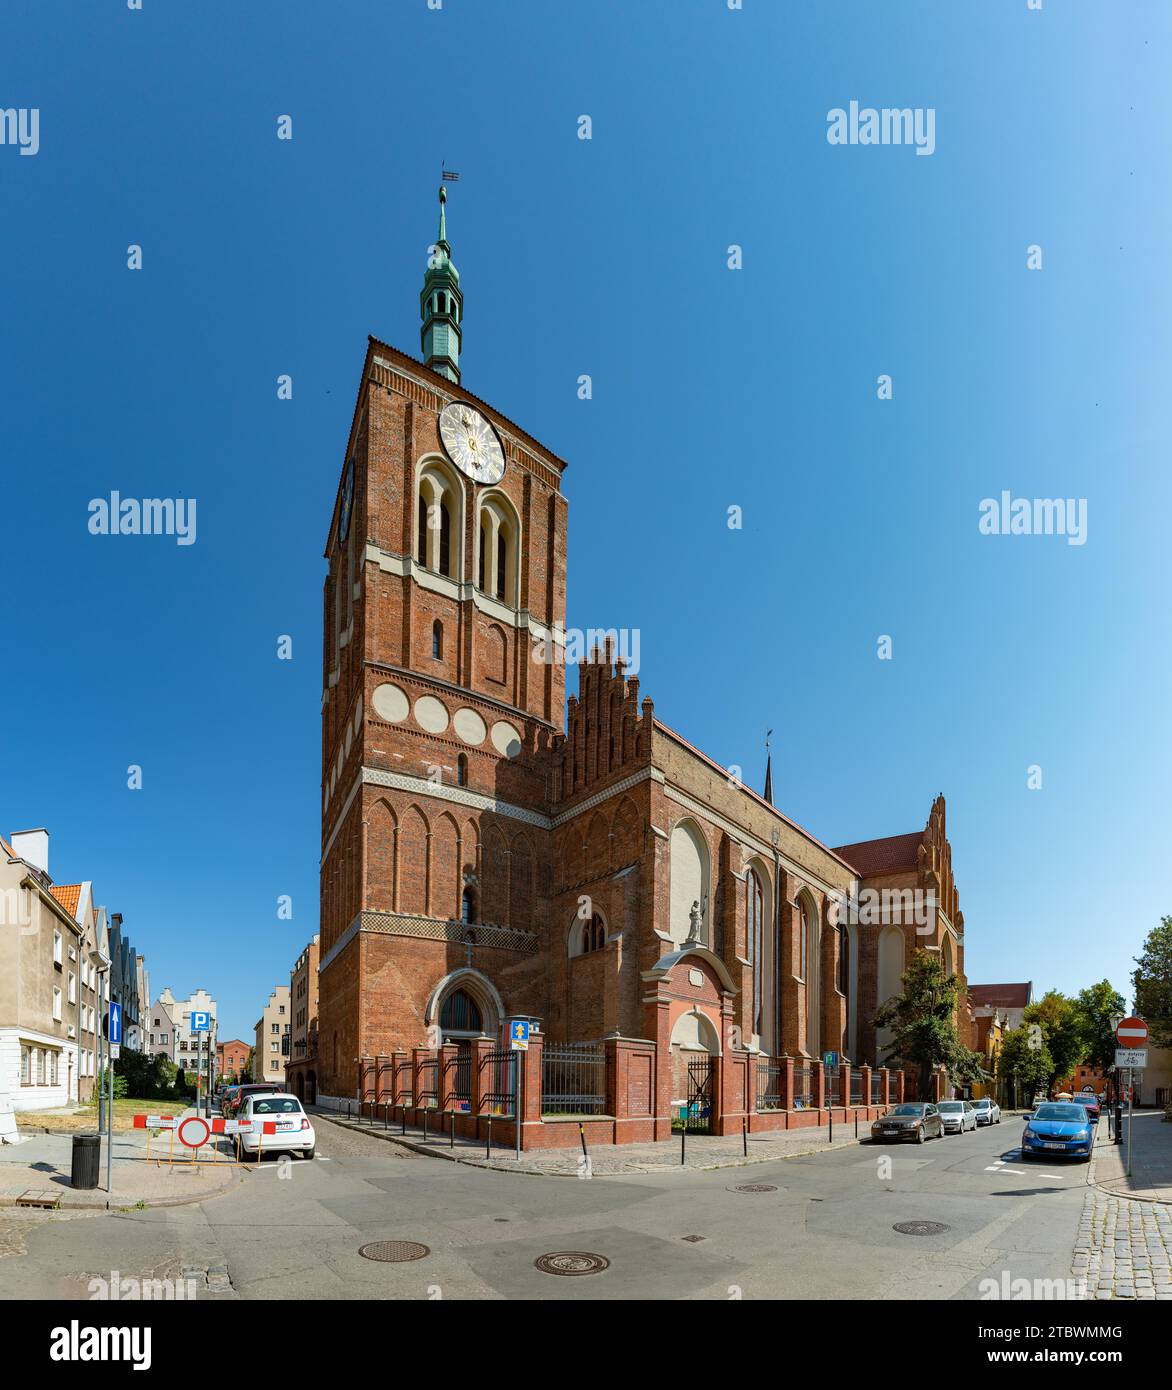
[676,1058,714,1134]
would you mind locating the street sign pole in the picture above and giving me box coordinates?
[106,1026,113,1192]
[1127,1069,1133,1178]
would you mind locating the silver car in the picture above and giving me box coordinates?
[937,1100,978,1133]
[971,1097,1001,1126]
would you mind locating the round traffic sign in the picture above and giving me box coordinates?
[177,1116,211,1149]
[1115,1016,1148,1045]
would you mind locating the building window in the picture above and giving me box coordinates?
[272,1023,279,1034]
[20,1047,30,1086]
[432,620,443,660]
[439,988,482,1034]
[51,1051,59,1086]
[571,914,607,957]
[461,887,476,924]
[68,972,76,1005]
[53,930,62,966]
[416,464,461,579]
[836,922,849,997]
[278,1005,285,1016]
[457,753,468,787]
[52,987,62,1022]
[477,495,519,606]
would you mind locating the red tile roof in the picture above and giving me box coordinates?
[831,832,922,876]
[968,983,1033,1010]
[49,884,82,916]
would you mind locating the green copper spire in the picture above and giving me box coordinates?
[420,184,462,383]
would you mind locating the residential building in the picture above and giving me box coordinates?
[0,830,92,1109]
[216,1038,250,1082]
[254,987,290,1085]
[968,983,1034,1036]
[285,936,318,1101]
[146,988,217,1077]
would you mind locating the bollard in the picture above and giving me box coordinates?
[829,1107,833,1143]
[384,1101,389,1129]
[855,1114,858,1140]
[742,1117,747,1157]
[402,1107,407,1136]
[680,1118,686,1166]
[423,1108,428,1143]
[486,1113,492,1159]
[450,1111,455,1149]
[579,1122,588,1165]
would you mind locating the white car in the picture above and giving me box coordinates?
[971,1097,1001,1126]
[238,1092,316,1160]
[936,1100,978,1133]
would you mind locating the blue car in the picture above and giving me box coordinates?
[1021,1102,1094,1161]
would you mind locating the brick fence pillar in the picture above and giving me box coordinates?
[895,1070,905,1103]
[813,1059,826,1111]
[518,1035,543,1148]
[439,1043,458,1110]
[471,1038,492,1117]
[860,1064,872,1113]
[782,1055,795,1110]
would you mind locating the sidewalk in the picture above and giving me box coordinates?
[1092,1108,1172,1203]
[0,1112,245,1210]
[318,1107,873,1175]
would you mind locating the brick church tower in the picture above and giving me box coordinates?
[316,187,568,1099]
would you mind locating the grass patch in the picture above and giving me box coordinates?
[19,1097,187,1134]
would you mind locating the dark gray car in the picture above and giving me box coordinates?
[871,1102,944,1143]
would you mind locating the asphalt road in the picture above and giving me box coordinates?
[0,1112,1093,1301]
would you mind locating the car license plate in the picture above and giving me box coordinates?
[278,1121,296,1131]
[1043,1141,1065,1149]
[883,1129,900,1136]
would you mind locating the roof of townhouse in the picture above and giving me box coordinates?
[830,831,923,877]
[967,982,1033,1010]
[49,883,83,916]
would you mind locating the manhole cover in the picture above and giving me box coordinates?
[729,1183,778,1193]
[681,1234,705,1243]
[893,1221,951,1236]
[534,1251,610,1276]
[358,1240,430,1262]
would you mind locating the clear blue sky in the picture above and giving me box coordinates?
[3,2,1167,1039]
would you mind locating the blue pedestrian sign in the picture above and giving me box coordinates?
[509,1019,530,1052]
[109,1001,122,1044]
[191,1010,210,1033]
[823,1051,839,1068]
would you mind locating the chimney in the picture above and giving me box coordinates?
[11,828,49,876]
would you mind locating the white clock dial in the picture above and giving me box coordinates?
[438,402,506,485]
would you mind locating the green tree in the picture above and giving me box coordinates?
[1074,979,1127,1073]
[997,1025,1053,1105]
[1133,917,1172,1050]
[873,949,977,1097]
[1022,991,1086,1093]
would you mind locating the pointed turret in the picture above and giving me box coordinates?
[420,184,462,383]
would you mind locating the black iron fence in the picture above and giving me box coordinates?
[444,1046,471,1108]
[480,1048,516,1118]
[871,1072,882,1105]
[792,1063,813,1109]
[756,1060,784,1111]
[849,1070,863,1105]
[541,1041,607,1116]
[417,1057,439,1109]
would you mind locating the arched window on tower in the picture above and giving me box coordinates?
[432,620,443,660]
[477,494,519,607]
[457,753,468,787]
[460,886,476,924]
[417,461,462,580]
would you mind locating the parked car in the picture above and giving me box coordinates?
[937,1100,978,1134]
[871,1102,944,1144]
[1077,1094,1101,1123]
[220,1085,241,1118]
[1021,1102,1094,1161]
[971,1097,1001,1126]
[226,1082,281,1117]
[237,1092,315,1160]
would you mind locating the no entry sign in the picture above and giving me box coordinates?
[1115,1017,1148,1045]
[177,1116,211,1149]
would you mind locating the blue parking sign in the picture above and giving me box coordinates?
[109,1001,122,1044]
[191,1010,210,1033]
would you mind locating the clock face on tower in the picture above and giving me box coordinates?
[438,402,506,485]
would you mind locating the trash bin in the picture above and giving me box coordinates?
[70,1131,101,1189]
